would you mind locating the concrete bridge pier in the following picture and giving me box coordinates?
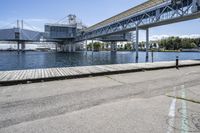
[135,26,139,61]
[67,44,72,52]
[146,28,149,60]
[72,44,76,52]
[55,43,58,52]
[62,45,65,52]
[17,42,20,54]
[85,40,88,55]
[85,40,88,52]
[56,42,64,52]
[111,42,117,52]
[21,42,26,52]
[134,27,149,62]
[63,44,76,52]
[61,45,65,52]
[17,41,26,53]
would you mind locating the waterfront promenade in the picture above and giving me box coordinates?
[0,65,200,132]
[0,60,200,85]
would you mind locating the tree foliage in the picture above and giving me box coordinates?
[158,37,200,50]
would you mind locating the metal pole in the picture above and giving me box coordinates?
[176,56,179,69]
[135,25,139,60]
[146,28,149,60]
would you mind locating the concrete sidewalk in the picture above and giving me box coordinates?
[0,66,200,133]
[1,96,199,133]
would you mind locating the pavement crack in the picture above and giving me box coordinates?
[104,76,126,84]
[166,95,200,104]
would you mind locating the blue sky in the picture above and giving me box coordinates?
[0,0,200,40]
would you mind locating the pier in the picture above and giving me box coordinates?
[0,60,200,85]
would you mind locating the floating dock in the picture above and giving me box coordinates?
[0,60,200,85]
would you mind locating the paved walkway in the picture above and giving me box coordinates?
[0,66,200,133]
[0,60,200,85]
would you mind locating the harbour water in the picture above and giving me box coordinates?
[0,51,199,71]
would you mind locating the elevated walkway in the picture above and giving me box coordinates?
[85,0,167,32]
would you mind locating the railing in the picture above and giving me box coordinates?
[76,0,200,41]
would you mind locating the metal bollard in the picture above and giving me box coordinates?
[176,56,179,69]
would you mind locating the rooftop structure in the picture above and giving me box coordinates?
[45,14,86,40]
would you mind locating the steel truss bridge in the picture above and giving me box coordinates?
[0,0,199,55]
[78,0,200,40]
[77,0,200,58]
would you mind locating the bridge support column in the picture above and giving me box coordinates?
[146,28,149,60]
[85,40,88,52]
[72,44,76,52]
[85,40,88,55]
[17,42,20,54]
[55,43,58,52]
[63,45,67,52]
[135,26,139,61]
[111,42,117,52]
[63,45,65,52]
[68,45,72,52]
[21,42,26,52]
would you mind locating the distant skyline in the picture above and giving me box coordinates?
[0,0,200,41]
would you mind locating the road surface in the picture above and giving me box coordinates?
[0,66,200,133]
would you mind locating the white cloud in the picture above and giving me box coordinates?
[150,34,200,41]
[179,34,200,38]
[150,35,170,41]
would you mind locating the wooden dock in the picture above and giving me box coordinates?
[0,60,200,85]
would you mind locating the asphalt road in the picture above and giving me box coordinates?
[0,66,200,133]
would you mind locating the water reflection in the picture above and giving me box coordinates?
[0,51,199,71]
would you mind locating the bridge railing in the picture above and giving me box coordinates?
[85,0,168,33]
[76,0,200,42]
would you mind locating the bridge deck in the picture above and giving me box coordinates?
[85,0,166,32]
[0,60,200,85]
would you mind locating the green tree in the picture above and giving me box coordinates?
[158,37,199,50]
[93,42,101,51]
[124,43,132,50]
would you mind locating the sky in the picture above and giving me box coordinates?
[0,0,200,41]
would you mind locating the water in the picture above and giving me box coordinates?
[0,51,199,71]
